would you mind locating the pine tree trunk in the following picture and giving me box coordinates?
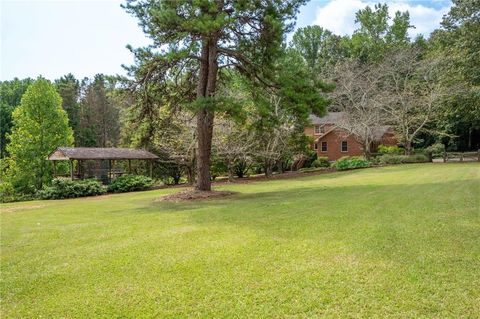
[196,109,214,190]
[195,39,218,191]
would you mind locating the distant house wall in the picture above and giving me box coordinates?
[314,129,364,161]
[379,130,397,146]
[304,126,398,161]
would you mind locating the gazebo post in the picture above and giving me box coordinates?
[77,160,81,179]
[108,160,112,182]
[69,160,74,180]
[128,159,132,174]
[53,161,57,177]
[149,160,153,178]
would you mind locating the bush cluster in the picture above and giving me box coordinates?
[425,143,445,157]
[38,178,106,200]
[378,144,403,155]
[311,157,330,168]
[379,154,429,164]
[107,175,153,193]
[334,156,371,170]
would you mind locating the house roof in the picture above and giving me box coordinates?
[372,126,392,140]
[48,147,159,160]
[310,112,393,142]
[309,112,345,125]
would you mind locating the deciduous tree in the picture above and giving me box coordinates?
[4,79,74,193]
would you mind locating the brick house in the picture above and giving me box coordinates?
[305,112,397,161]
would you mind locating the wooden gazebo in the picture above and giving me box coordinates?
[47,147,159,183]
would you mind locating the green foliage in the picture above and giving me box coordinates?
[4,78,74,193]
[379,154,429,165]
[298,167,326,173]
[123,0,310,190]
[234,160,250,178]
[350,3,412,62]
[210,157,228,181]
[0,181,27,203]
[311,157,330,168]
[291,25,346,74]
[54,74,80,139]
[334,156,371,170]
[77,75,120,147]
[107,175,153,193]
[378,144,403,155]
[0,78,33,158]
[37,178,106,200]
[425,143,446,156]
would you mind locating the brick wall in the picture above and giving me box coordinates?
[315,130,364,161]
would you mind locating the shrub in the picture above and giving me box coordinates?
[303,149,318,168]
[107,175,153,193]
[311,157,330,168]
[0,182,35,203]
[425,143,445,157]
[379,154,429,165]
[38,178,106,200]
[334,156,371,170]
[298,167,327,173]
[378,144,403,154]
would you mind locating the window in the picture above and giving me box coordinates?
[341,141,348,152]
[321,141,328,152]
[314,143,318,150]
[314,125,324,135]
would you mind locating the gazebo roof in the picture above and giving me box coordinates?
[48,147,159,160]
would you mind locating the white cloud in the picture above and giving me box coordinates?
[313,0,451,38]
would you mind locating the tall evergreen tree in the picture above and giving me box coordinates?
[124,0,314,191]
[78,75,120,147]
[55,74,81,142]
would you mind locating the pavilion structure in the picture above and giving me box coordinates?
[47,147,159,183]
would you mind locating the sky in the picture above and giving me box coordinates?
[0,0,452,81]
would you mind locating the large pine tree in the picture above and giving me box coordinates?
[124,0,308,191]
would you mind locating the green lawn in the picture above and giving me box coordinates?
[1,163,479,318]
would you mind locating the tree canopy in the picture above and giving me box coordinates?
[123,0,327,190]
[4,79,74,193]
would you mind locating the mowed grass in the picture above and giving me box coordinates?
[1,163,479,318]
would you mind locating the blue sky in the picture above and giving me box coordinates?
[1,0,452,81]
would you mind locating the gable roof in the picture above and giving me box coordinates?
[314,125,393,143]
[309,112,345,125]
[48,147,159,160]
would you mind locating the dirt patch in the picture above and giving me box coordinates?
[2,205,46,213]
[156,189,237,202]
[213,168,338,185]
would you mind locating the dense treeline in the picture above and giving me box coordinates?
[1,0,478,200]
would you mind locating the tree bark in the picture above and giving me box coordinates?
[227,159,235,182]
[405,140,412,155]
[363,141,371,159]
[195,38,218,191]
[264,161,273,178]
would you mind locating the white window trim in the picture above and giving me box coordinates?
[341,141,348,152]
[314,125,324,135]
[321,141,328,152]
[314,143,318,150]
